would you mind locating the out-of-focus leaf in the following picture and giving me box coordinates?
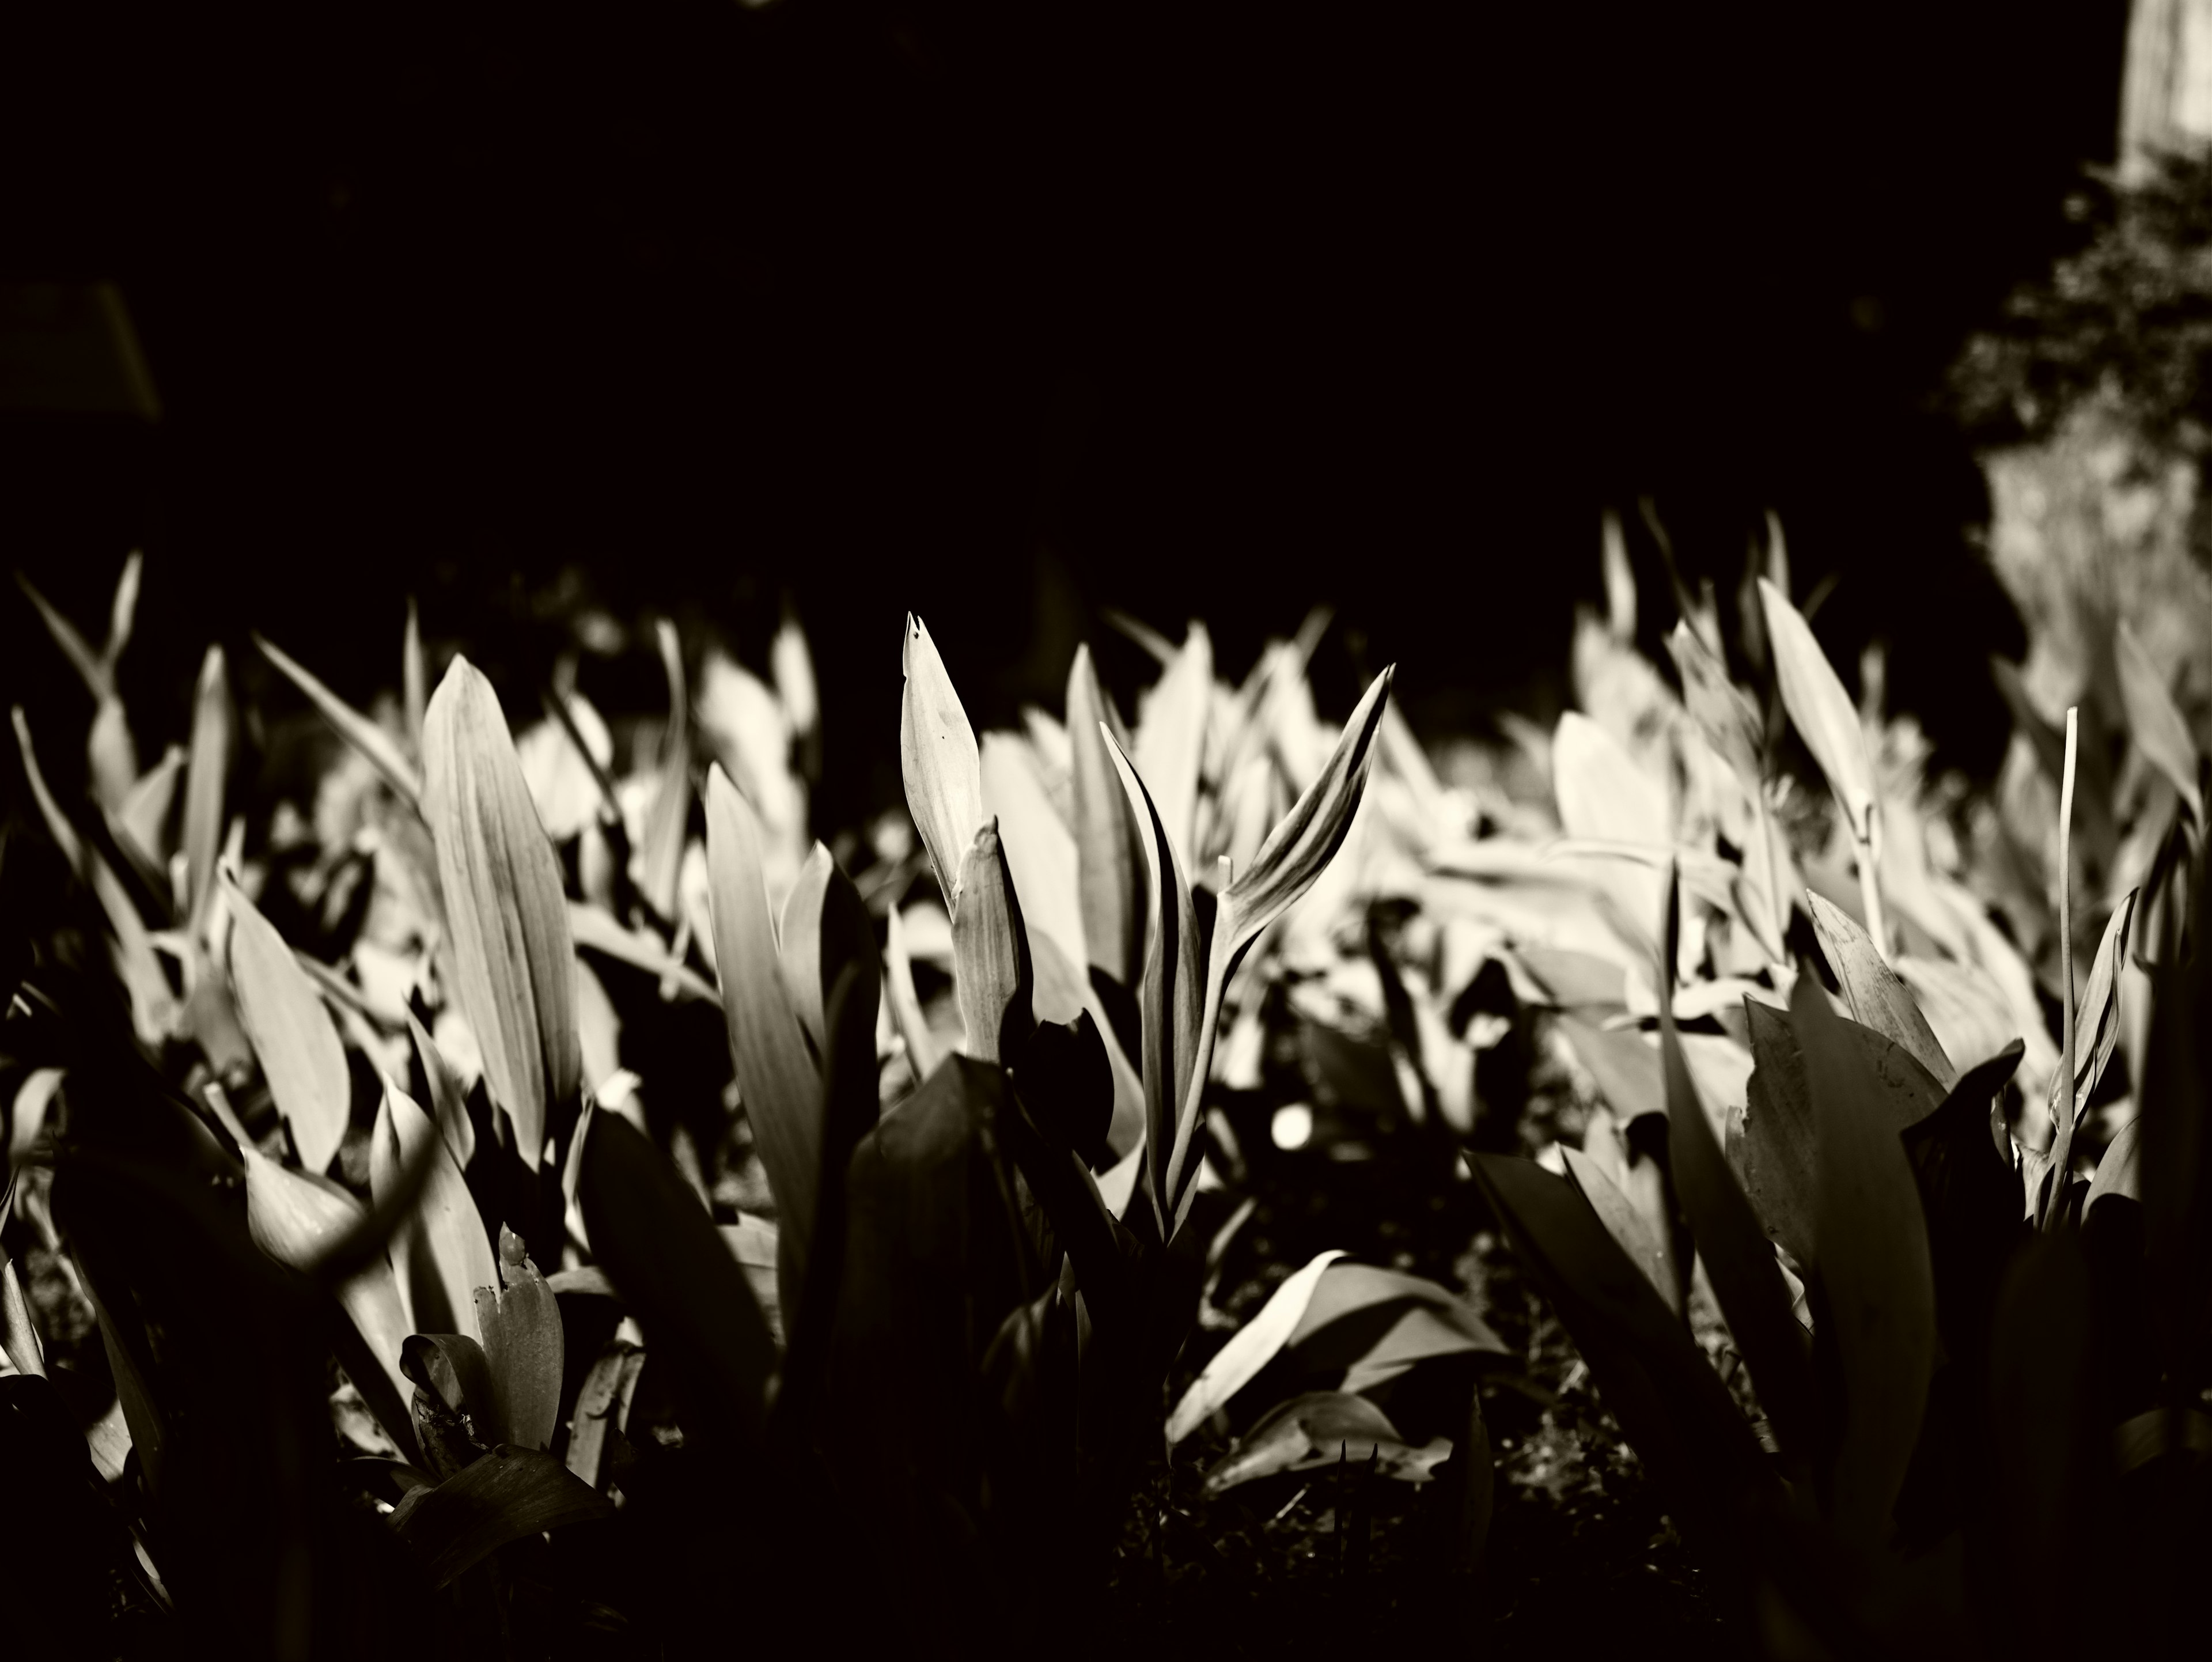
[1892,953,2019,1079]
[566,901,717,1004]
[2050,888,2137,1132]
[573,955,620,1095]
[1133,622,1212,864]
[13,708,176,1048]
[474,1226,562,1453]
[637,619,692,920]
[403,597,426,754]
[389,1444,612,1589]
[952,821,1034,1065]
[899,614,984,909]
[1808,894,1955,1089]
[885,904,941,1084]
[1562,1145,1678,1313]
[370,1079,494,1342]
[1068,643,1142,991]
[1558,1016,1664,1123]
[577,1108,775,1458]
[1167,1250,1346,1443]
[566,1341,647,1490]
[406,1009,475,1171]
[1103,726,1204,1235]
[422,657,581,1166]
[16,569,109,697]
[982,729,1085,975]
[117,744,182,872]
[253,631,422,809]
[1759,577,1876,845]
[1552,711,1669,848]
[222,870,350,1173]
[1791,969,1936,1553]
[1662,880,1815,1459]
[2116,622,2203,825]
[1666,620,1763,786]
[705,764,821,1311]
[1,1256,45,1377]
[1201,1392,1452,1495]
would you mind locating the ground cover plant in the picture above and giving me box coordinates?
[2,522,2208,1657]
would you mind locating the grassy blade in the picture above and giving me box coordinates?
[253,631,422,809]
[16,569,109,697]
[899,614,984,909]
[1790,968,1937,1552]
[222,870,351,1173]
[1807,894,1955,1089]
[422,656,581,1167]
[182,646,229,933]
[704,763,822,1315]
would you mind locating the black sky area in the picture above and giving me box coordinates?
[1,1,2130,827]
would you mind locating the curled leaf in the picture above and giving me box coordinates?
[1167,1251,1346,1443]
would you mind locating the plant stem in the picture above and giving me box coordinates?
[2045,707,2080,1232]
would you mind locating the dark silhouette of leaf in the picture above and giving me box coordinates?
[388,1443,612,1589]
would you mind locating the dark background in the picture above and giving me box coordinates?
[0,1,2131,829]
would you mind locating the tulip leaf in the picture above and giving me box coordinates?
[1562,1145,1680,1314]
[422,657,581,1167]
[182,646,230,933]
[2050,888,2138,1132]
[899,614,985,910]
[1167,1250,1347,1443]
[952,820,1034,1065]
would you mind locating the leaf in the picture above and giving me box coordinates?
[403,597,426,754]
[1562,1145,1679,1313]
[952,821,1034,1065]
[1068,643,1142,991]
[405,1009,476,1172]
[117,744,183,872]
[2050,888,2138,1131]
[473,1226,562,1453]
[16,569,109,697]
[1759,577,1876,844]
[1,1256,45,1377]
[2085,1116,2141,1220]
[899,614,984,910]
[389,1444,612,1589]
[1898,1041,2027,1365]
[1665,620,1763,786]
[1808,894,1955,1088]
[1167,1251,1347,1443]
[982,730,1086,975]
[2115,621,2202,825]
[1661,881,1815,1460]
[1286,1262,1512,1394]
[1102,726,1204,1235]
[566,1341,647,1491]
[422,656,581,1167]
[704,764,822,1312]
[182,646,230,932]
[222,870,351,1173]
[1132,622,1213,863]
[253,631,422,809]
[1892,953,2020,1079]
[636,619,691,921]
[575,1105,775,1459]
[566,900,717,1004]
[1201,1392,1450,1495]
[402,1332,502,1439]
[1556,1016,1664,1123]
[1791,968,1937,1552]
[1552,711,1669,848]
[776,842,876,1058]
[885,904,942,1084]
[370,1079,495,1343]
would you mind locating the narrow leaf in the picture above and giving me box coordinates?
[899,614,984,909]
[253,631,422,809]
[182,646,229,932]
[2049,888,2138,1131]
[1759,577,1875,843]
[2116,621,2203,824]
[1665,620,1763,786]
[1132,622,1213,864]
[16,570,109,696]
[885,904,942,1083]
[422,656,581,1165]
[371,1078,495,1342]
[1067,642,1142,990]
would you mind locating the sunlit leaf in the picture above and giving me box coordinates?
[1759,577,1875,845]
[182,646,230,932]
[1068,642,1142,991]
[370,1078,494,1343]
[222,870,351,1173]
[899,614,984,910]
[2116,621,2203,825]
[775,842,874,1059]
[2085,1115,2141,1221]
[1166,1250,1347,1443]
[422,656,581,1166]
[474,1226,562,1453]
[1552,711,1669,848]
[636,619,691,920]
[1133,622,1212,864]
[1665,620,1762,786]
[982,729,1086,977]
[2049,888,2138,1132]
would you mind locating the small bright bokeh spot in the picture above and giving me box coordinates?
[1271,1103,1314,1150]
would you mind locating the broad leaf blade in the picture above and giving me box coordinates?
[1808,894,1955,1089]
[422,656,581,1167]
[1166,1250,1346,1443]
[473,1228,562,1453]
[370,1078,494,1343]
